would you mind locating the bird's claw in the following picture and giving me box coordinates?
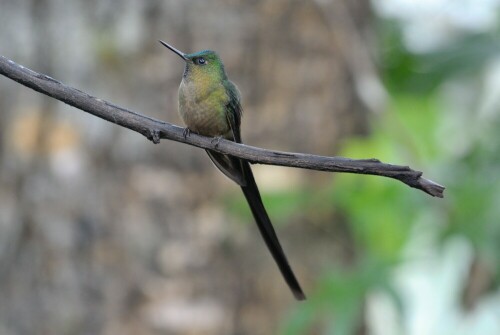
[182,127,191,139]
[211,136,223,148]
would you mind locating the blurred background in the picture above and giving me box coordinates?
[0,0,499,334]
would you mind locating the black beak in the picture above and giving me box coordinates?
[159,40,188,60]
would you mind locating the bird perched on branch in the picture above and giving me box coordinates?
[160,40,305,300]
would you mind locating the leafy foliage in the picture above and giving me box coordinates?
[279,22,500,333]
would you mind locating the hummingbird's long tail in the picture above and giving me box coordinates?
[239,161,306,301]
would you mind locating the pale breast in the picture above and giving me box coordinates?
[178,80,230,137]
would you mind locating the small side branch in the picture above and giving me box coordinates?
[0,55,444,198]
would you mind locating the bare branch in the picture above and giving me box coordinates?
[0,55,444,198]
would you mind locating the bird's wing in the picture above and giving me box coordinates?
[224,80,243,143]
[221,80,306,300]
[205,150,246,186]
[204,80,246,186]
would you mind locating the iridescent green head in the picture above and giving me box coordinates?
[159,40,227,83]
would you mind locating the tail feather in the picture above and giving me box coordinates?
[240,161,306,300]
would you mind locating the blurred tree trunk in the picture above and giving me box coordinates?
[0,0,377,334]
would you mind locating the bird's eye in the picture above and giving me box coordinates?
[196,57,206,65]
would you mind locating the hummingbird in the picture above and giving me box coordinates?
[159,40,305,300]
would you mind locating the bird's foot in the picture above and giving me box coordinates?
[211,136,223,148]
[182,127,191,139]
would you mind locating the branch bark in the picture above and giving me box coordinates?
[0,55,444,197]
